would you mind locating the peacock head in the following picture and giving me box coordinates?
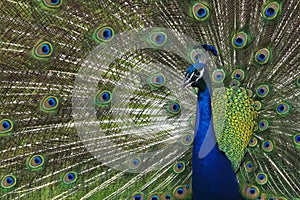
[182,62,207,90]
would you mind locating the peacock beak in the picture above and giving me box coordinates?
[182,67,205,88]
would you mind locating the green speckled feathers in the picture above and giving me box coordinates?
[0,0,299,199]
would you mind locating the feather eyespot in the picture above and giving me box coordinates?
[232,32,249,49]
[258,119,269,131]
[148,31,167,47]
[296,76,300,87]
[253,101,263,111]
[255,48,271,64]
[33,40,53,59]
[166,100,181,115]
[256,172,268,185]
[262,140,274,152]
[63,171,78,185]
[40,95,60,113]
[241,185,260,199]
[95,90,112,107]
[181,134,193,145]
[188,115,196,128]
[249,137,258,147]
[162,193,172,200]
[229,79,241,87]
[189,49,208,63]
[293,134,300,148]
[173,186,187,198]
[232,69,245,81]
[27,155,45,170]
[149,73,166,89]
[192,2,210,21]
[212,69,226,83]
[263,1,281,20]
[0,119,14,136]
[276,102,290,115]
[1,175,17,189]
[129,158,142,170]
[147,194,160,200]
[43,0,63,8]
[132,193,144,200]
[256,84,270,98]
[245,161,255,172]
[173,161,185,173]
[94,26,115,43]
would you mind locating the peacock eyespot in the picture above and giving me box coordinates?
[258,119,269,131]
[166,100,181,115]
[256,172,268,185]
[229,79,241,87]
[95,90,112,107]
[63,171,78,185]
[164,194,171,200]
[232,69,245,81]
[40,95,60,113]
[245,161,255,172]
[263,1,281,20]
[173,161,185,173]
[181,134,193,145]
[148,194,159,200]
[256,84,270,98]
[241,185,260,199]
[249,137,258,147]
[189,49,208,64]
[132,193,144,200]
[43,0,63,8]
[1,175,17,189]
[293,134,300,148]
[296,76,300,87]
[255,48,271,64]
[232,32,249,49]
[0,119,14,136]
[94,26,115,43]
[192,2,210,21]
[253,101,263,111]
[276,102,290,115]
[212,69,226,83]
[262,140,274,152]
[149,73,166,89]
[148,31,167,47]
[129,158,142,170]
[33,40,54,59]
[28,155,45,170]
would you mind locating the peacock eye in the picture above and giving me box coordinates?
[245,161,255,172]
[132,193,144,200]
[232,32,249,49]
[181,134,194,145]
[255,48,271,64]
[63,171,78,185]
[212,69,226,83]
[40,95,60,113]
[95,90,112,107]
[33,40,54,58]
[1,175,17,189]
[43,0,63,8]
[129,158,141,170]
[0,119,14,136]
[276,102,290,115]
[253,101,263,111]
[166,100,181,115]
[28,155,45,170]
[148,31,167,47]
[258,119,269,131]
[256,84,270,98]
[173,161,185,173]
[149,73,166,89]
[148,194,159,200]
[263,1,281,20]
[249,137,258,147]
[262,140,274,152]
[296,76,300,87]
[256,172,268,185]
[192,2,210,21]
[94,26,115,43]
[293,134,300,148]
[232,69,245,80]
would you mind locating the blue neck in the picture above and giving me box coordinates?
[192,85,242,200]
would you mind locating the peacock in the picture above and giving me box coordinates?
[0,0,299,199]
